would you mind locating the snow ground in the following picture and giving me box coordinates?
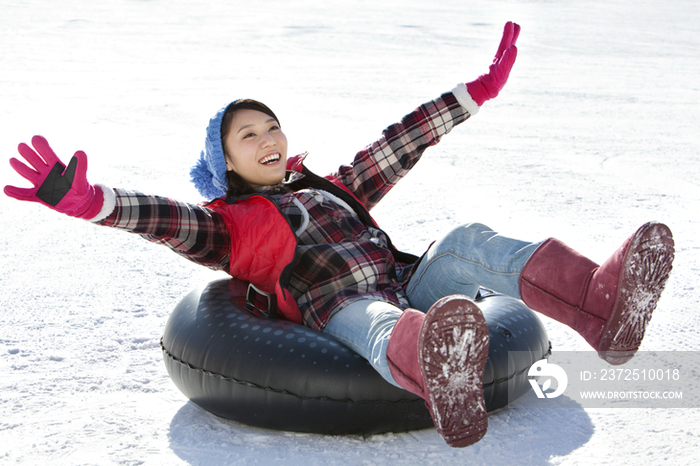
[1,0,699,464]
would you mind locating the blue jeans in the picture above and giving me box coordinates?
[323,223,543,388]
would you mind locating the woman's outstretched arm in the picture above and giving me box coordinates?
[332,21,520,211]
[94,187,231,271]
[5,136,231,272]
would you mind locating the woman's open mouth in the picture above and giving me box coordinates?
[260,153,281,165]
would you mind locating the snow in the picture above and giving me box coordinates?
[1,0,699,464]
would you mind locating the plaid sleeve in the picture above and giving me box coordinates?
[95,188,231,272]
[332,88,471,210]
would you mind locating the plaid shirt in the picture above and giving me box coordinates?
[96,89,471,330]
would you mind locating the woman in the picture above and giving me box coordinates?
[4,22,674,448]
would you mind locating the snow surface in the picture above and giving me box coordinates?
[1,0,699,464]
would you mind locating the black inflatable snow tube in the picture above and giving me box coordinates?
[161,278,550,435]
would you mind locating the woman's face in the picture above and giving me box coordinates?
[223,108,288,188]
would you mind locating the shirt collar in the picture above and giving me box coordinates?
[251,170,306,195]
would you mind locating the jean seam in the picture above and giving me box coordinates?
[406,251,522,296]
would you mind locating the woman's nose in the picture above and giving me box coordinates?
[260,133,275,147]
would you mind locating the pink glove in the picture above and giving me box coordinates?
[4,135,104,219]
[466,21,521,106]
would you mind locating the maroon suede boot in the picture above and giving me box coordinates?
[519,222,674,365]
[386,296,490,448]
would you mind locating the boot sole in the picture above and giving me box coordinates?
[419,295,490,448]
[598,222,675,365]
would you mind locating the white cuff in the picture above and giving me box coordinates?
[86,184,117,222]
[452,82,480,117]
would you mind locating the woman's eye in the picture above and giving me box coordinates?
[243,132,255,139]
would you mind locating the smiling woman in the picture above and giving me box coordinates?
[3,21,675,449]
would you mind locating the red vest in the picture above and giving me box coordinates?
[213,194,301,322]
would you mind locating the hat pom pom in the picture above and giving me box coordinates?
[190,151,227,199]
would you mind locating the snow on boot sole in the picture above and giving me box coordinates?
[419,295,490,448]
[597,222,675,365]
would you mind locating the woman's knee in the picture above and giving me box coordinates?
[423,224,498,266]
[434,223,497,250]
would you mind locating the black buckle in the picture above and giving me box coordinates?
[245,283,278,319]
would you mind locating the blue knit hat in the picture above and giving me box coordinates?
[190,103,231,200]
[190,99,281,199]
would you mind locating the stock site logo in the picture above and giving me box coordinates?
[528,359,568,398]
